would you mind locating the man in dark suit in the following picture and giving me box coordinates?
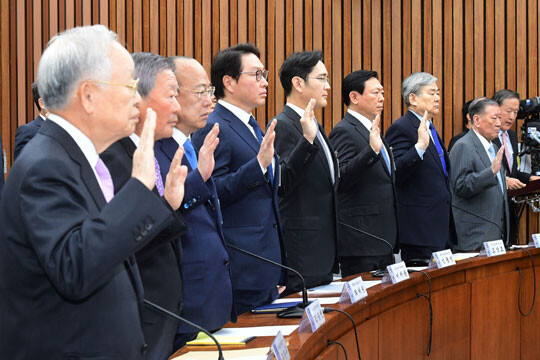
[448,99,473,152]
[271,51,337,291]
[450,98,509,250]
[192,43,286,315]
[329,70,398,276]
[385,72,454,260]
[492,89,539,244]
[14,82,49,159]
[0,25,188,359]
[155,56,234,349]
[101,52,188,360]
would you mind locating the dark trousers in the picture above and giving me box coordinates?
[234,287,278,316]
[400,244,437,261]
[340,254,394,278]
[174,332,198,352]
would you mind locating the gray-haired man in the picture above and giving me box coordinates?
[0,25,188,359]
[385,72,455,261]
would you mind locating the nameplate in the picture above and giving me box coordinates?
[532,233,540,248]
[339,276,368,304]
[431,249,456,269]
[386,261,410,284]
[269,331,290,360]
[303,299,325,332]
[483,240,506,257]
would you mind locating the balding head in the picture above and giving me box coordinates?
[167,57,214,135]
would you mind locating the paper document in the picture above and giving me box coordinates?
[173,347,269,360]
[214,325,298,338]
[271,297,340,305]
[453,252,479,261]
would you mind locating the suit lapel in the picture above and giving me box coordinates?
[492,137,511,173]
[215,104,260,154]
[407,111,447,177]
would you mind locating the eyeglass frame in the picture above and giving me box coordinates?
[179,86,216,99]
[238,69,269,82]
[307,75,330,84]
[88,78,140,95]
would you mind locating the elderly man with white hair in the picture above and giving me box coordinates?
[385,72,455,261]
[0,25,188,359]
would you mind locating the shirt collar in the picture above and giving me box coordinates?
[286,103,305,118]
[218,99,252,126]
[129,133,140,148]
[473,129,493,151]
[47,113,99,169]
[347,109,373,131]
[39,114,47,121]
[409,109,433,127]
[172,127,189,146]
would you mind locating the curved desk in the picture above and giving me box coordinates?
[172,249,540,360]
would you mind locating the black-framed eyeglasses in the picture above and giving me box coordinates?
[239,69,269,82]
[179,86,215,99]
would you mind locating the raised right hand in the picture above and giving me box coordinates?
[416,110,430,151]
[299,98,317,143]
[257,119,276,168]
[131,108,157,190]
[369,114,383,153]
[491,147,504,175]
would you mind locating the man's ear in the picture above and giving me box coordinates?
[79,82,96,114]
[222,75,235,95]
[291,76,304,94]
[349,91,360,105]
[408,93,417,107]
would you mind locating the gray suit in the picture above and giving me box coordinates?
[449,130,510,251]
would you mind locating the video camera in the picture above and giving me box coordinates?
[518,97,540,174]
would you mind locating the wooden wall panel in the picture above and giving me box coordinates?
[3,0,540,242]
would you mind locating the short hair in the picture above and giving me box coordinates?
[165,55,193,73]
[32,82,41,111]
[401,72,438,107]
[492,89,520,106]
[211,43,260,99]
[37,25,119,111]
[279,51,323,97]
[461,99,474,130]
[469,97,499,120]
[342,70,378,106]
[132,52,174,98]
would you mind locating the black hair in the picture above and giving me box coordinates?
[211,43,260,99]
[341,70,378,106]
[469,97,499,120]
[492,89,520,106]
[279,51,323,97]
[461,99,474,131]
[32,82,41,111]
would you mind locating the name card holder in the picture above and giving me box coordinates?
[530,233,540,248]
[339,276,368,305]
[480,240,506,257]
[382,261,410,284]
[298,299,325,333]
[267,331,290,360]
[429,249,456,269]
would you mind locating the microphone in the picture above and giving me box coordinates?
[143,299,224,360]
[337,221,395,255]
[225,243,309,318]
[450,203,506,246]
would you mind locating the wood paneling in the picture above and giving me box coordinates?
[2,0,540,241]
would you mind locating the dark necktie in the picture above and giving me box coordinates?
[248,116,273,184]
[183,138,198,169]
[429,122,448,177]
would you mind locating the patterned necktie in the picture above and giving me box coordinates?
[502,131,512,170]
[429,122,448,177]
[95,158,114,202]
[248,116,273,184]
[488,144,505,193]
[183,138,198,169]
[154,157,165,196]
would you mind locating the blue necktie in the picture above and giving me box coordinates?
[380,144,392,173]
[488,144,505,193]
[429,123,448,177]
[248,116,273,184]
[183,138,198,170]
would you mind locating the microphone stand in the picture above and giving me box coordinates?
[143,299,224,360]
[225,243,309,318]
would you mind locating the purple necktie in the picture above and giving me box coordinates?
[154,157,165,197]
[95,158,114,202]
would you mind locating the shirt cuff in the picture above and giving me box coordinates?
[415,144,425,159]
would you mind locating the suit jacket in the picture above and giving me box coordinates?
[448,130,469,153]
[329,112,399,257]
[14,115,45,160]
[154,136,235,333]
[492,129,530,183]
[449,130,510,250]
[101,137,187,360]
[272,105,337,291]
[0,120,184,359]
[385,110,454,250]
[192,103,285,296]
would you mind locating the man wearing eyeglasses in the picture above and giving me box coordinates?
[192,43,286,315]
[272,51,339,294]
[0,26,188,359]
[154,56,234,349]
[101,52,189,360]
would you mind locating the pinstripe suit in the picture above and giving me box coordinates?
[449,130,510,251]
